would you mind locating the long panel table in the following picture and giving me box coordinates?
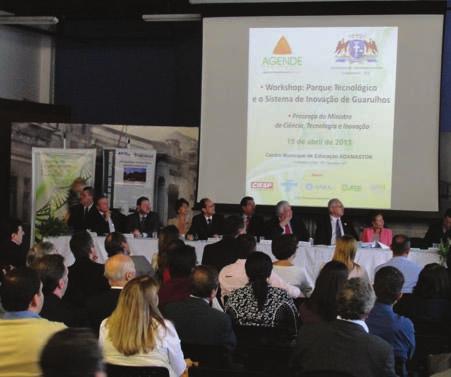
[48,236,440,284]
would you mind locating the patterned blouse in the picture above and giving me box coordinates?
[225,285,300,339]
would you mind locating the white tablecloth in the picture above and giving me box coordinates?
[48,236,441,284]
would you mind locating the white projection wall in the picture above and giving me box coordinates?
[198,15,443,211]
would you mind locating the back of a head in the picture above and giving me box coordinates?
[168,244,197,278]
[373,266,404,305]
[308,260,349,321]
[104,254,135,284]
[158,225,180,253]
[27,241,57,266]
[391,234,410,256]
[337,278,376,320]
[245,252,273,310]
[104,232,127,257]
[31,254,66,295]
[332,235,357,269]
[272,234,298,261]
[1,267,41,311]
[414,263,450,299]
[235,233,257,259]
[108,276,165,355]
[40,328,104,377]
[191,265,218,298]
[223,215,245,237]
[70,231,94,260]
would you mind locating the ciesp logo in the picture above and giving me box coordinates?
[261,36,303,69]
[335,34,379,64]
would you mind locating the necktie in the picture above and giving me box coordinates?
[207,218,212,225]
[84,207,88,217]
[284,224,292,235]
[336,219,343,238]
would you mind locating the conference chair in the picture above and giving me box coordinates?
[181,342,232,369]
[106,364,169,377]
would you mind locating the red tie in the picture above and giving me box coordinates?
[284,224,292,235]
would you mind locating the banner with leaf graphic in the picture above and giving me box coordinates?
[31,148,96,242]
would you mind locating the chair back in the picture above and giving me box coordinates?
[181,342,231,368]
[106,364,170,377]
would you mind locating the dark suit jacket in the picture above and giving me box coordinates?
[202,236,239,273]
[86,209,126,235]
[314,216,358,245]
[64,258,109,307]
[68,204,96,232]
[187,214,225,240]
[245,214,265,237]
[291,320,396,377]
[424,220,448,247]
[266,217,310,242]
[40,293,87,327]
[86,288,121,335]
[127,212,160,235]
[0,240,26,269]
[163,297,236,350]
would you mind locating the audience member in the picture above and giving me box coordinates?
[168,198,192,236]
[26,241,57,266]
[219,237,300,300]
[366,267,415,376]
[40,328,105,377]
[272,234,313,296]
[266,201,309,241]
[314,198,358,245]
[375,235,421,293]
[240,196,265,237]
[424,209,451,247]
[163,265,236,350]
[291,278,396,377]
[0,218,27,270]
[104,232,153,277]
[99,276,186,377]
[86,254,136,335]
[299,261,349,324]
[187,198,224,240]
[0,267,65,377]
[202,215,245,273]
[127,196,160,237]
[154,225,180,282]
[395,263,451,322]
[64,231,109,307]
[332,235,369,280]
[31,254,84,327]
[87,195,125,235]
[361,212,393,246]
[68,186,95,232]
[225,252,299,340]
[158,244,196,308]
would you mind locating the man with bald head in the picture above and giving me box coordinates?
[163,265,236,350]
[86,254,136,335]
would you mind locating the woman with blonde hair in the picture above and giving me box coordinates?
[332,235,369,280]
[99,276,186,377]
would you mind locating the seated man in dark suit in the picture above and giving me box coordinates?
[0,218,27,270]
[424,208,451,247]
[127,196,160,237]
[158,243,197,309]
[266,201,309,241]
[291,278,396,377]
[63,231,109,307]
[86,254,135,335]
[163,265,236,350]
[187,198,224,240]
[67,186,96,232]
[104,232,154,277]
[240,196,265,238]
[314,198,358,245]
[86,195,126,235]
[202,216,245,273]
[31,254,86,327]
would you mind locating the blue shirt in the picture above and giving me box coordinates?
[366,302,415,361]
[375,256,421,293]
[3,311,41,319]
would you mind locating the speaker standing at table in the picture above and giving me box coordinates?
[86,195,126,236]
[187,198,224,240]
[266,200,309,242]
[314,198,358,245]
[127,196,160,237]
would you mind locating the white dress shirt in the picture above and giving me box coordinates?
[337,316,369,333]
